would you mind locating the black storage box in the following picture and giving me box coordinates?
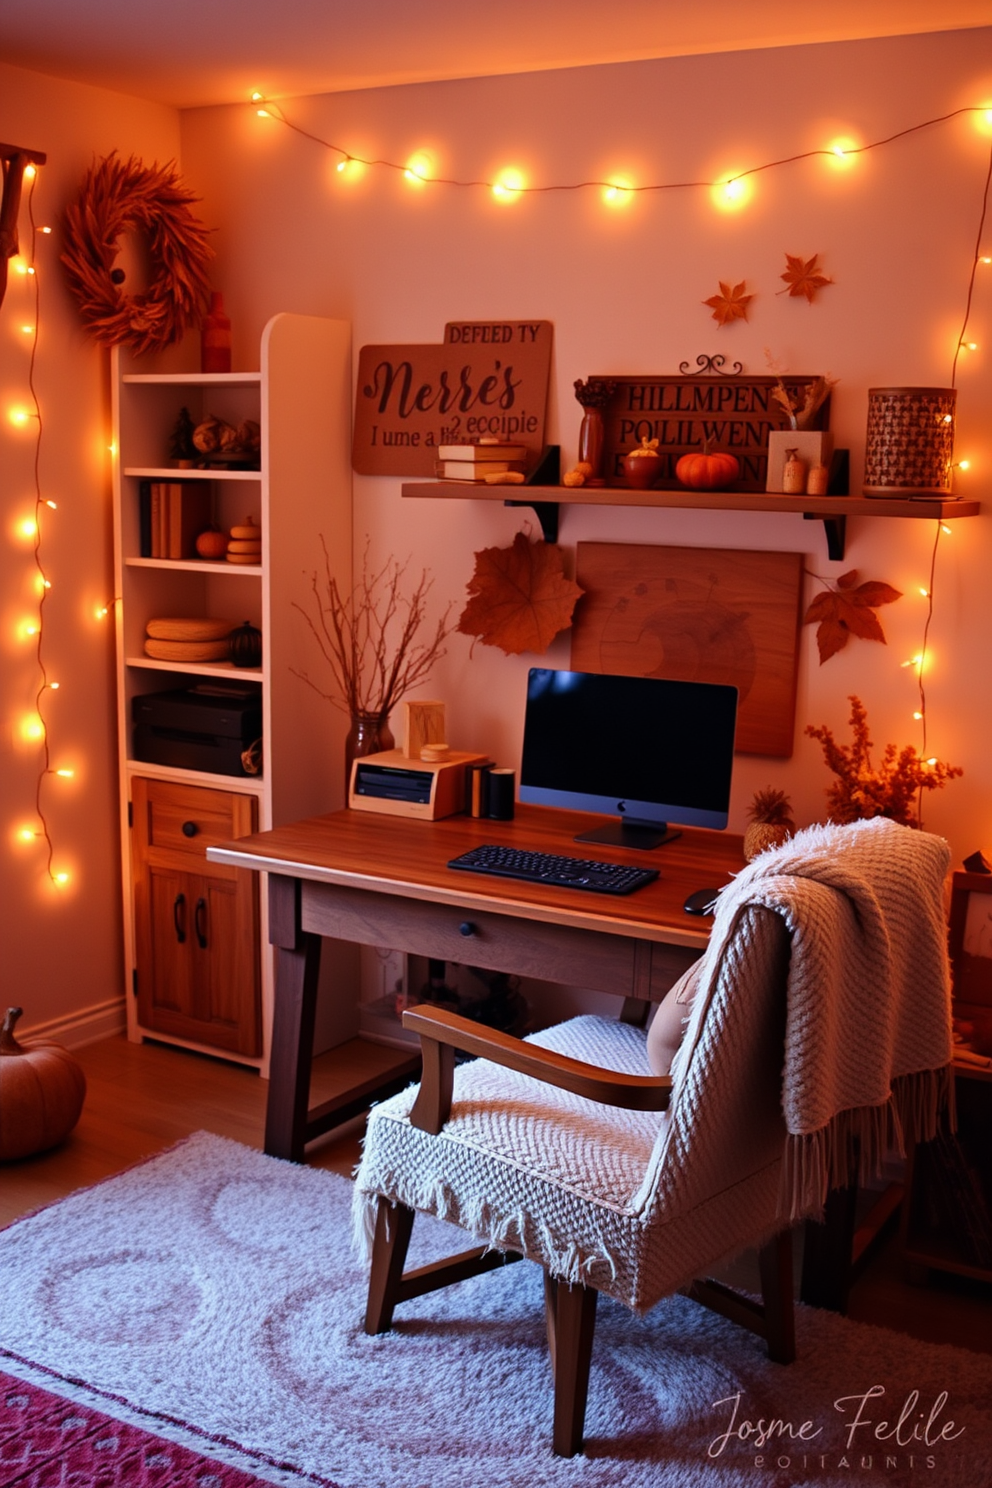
[132,684,262,777]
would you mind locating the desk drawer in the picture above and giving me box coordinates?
[299,881,696,999]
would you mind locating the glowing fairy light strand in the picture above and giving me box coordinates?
[253,100,992,198]
[20,169,62,884]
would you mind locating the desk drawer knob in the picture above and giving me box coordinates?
[182,821,199,838]
[459,921,477,938]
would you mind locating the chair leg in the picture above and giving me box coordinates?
[543,1271,598,1457]
[757,1230,795,1365]
[364,1197,415,1335]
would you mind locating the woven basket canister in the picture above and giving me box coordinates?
[863,386,956,497]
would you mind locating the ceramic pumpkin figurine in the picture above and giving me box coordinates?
[0,1006,86,1161]
[674,437,740,490]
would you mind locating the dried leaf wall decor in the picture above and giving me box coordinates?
[803,569,902,663]
[703,280,754,326]
[458,533,584,655]
[779,253,833,303]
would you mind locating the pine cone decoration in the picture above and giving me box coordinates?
[743,787,794,862]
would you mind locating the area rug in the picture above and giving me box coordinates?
[0,1371,267,1487]
[0,1132,989,1488]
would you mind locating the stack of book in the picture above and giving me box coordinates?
[435,443,528,483]
[139,481,212,559]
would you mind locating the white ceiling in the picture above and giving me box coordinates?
[0,0,989,110]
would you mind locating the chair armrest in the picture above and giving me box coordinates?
[401,1005,672,1135]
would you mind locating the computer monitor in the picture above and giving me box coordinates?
[518,668,738,850]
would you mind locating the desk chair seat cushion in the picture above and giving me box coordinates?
[355,909,792,1314]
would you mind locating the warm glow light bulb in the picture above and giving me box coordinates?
[53,871,69,886]
[20,324,33,335]
[958,459,971,471]
[23,164,36,180]
[941,523,953,535]
[919,587,930,597]
[257,108,270,118]
[711,174,752,212]
[55,768,74,779]
[18,827,36,842]
[48,681,59,690]
[602,177,634,208]
[913,710,924,721]
[45,500,57,510]
[491,169,525,202]
[20,715,44,742]
[17,517,38,539]
[39,226,52,235]
[251,91,263,101]
[8,407,31,427]
[336,159,347,172]
[94,605,109,619]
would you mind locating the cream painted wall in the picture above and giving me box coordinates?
[180,29,992,870]
[0,64,179,1038]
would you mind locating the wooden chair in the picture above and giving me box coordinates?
[355,907,797,1456]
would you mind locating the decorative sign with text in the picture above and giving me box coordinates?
[352,320,553,477]
[596,374,830,491]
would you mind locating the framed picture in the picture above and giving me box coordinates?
[948,870,992,1015]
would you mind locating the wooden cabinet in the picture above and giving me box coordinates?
[132,778,260,1056]
[112,315,353,1069]
[901,1064,992,1284]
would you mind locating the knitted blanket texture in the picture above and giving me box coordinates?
[670,817,954,1217]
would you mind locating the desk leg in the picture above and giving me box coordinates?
[264,874,322,1163]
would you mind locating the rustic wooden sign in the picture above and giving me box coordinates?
[592,372,829,491]
[353,320,553,477]
[571,541,804,757]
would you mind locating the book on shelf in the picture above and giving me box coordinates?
[146,483,212,559]
[138,480,152,558]
[436,459,524,479]
[436,443,528,461]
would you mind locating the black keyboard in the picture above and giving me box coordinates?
[447,844,659,895]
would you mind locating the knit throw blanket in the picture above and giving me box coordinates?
[670,818,954,1219]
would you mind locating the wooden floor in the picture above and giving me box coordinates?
[3,1034,991,1355]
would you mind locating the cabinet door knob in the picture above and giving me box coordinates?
[194,897,208,949]
[458,921,477,937]
[173,893,187,944]
[182,821,199,838]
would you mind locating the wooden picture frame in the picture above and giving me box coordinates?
[948,870,992,1017]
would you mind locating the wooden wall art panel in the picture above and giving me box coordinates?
[353,319,552,476]
[571,543,804,757]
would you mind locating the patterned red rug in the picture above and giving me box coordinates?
[0,1372,267,1488]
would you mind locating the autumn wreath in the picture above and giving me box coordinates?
[61,153,213,354]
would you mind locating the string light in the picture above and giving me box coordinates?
[250,97,992,208]
[3,157,71,888]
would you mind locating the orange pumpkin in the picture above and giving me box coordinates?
[0,1006,86,1162]
[675,438,740,490]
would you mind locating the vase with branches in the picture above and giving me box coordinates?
[293,538,454,792]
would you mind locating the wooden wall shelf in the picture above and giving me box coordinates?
[401,481,979,560]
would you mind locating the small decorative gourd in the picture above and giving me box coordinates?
[0,1006,86,1162]
[228,620,262,668]
[782,448,807,494]
[744,788,795,862]
[674,437,740,490]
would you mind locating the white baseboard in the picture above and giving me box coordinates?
[18,997,127,1050]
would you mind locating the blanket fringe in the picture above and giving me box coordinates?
[780,1064,955,1220]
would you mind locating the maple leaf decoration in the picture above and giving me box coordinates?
[703,280,754,327]
[457,533,584,655]
[803,570,902,664]
[779,252,833,304]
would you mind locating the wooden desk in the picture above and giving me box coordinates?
[208,803,745,1162]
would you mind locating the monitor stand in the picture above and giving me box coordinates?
[574,820,682,851]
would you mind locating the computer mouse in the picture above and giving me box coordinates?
[683,887,719,915]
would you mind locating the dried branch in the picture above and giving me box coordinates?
[805,695,961,827]
[291,538,454,719]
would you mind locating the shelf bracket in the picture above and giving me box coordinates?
[504,444,561,543]
[804,449,850,561]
